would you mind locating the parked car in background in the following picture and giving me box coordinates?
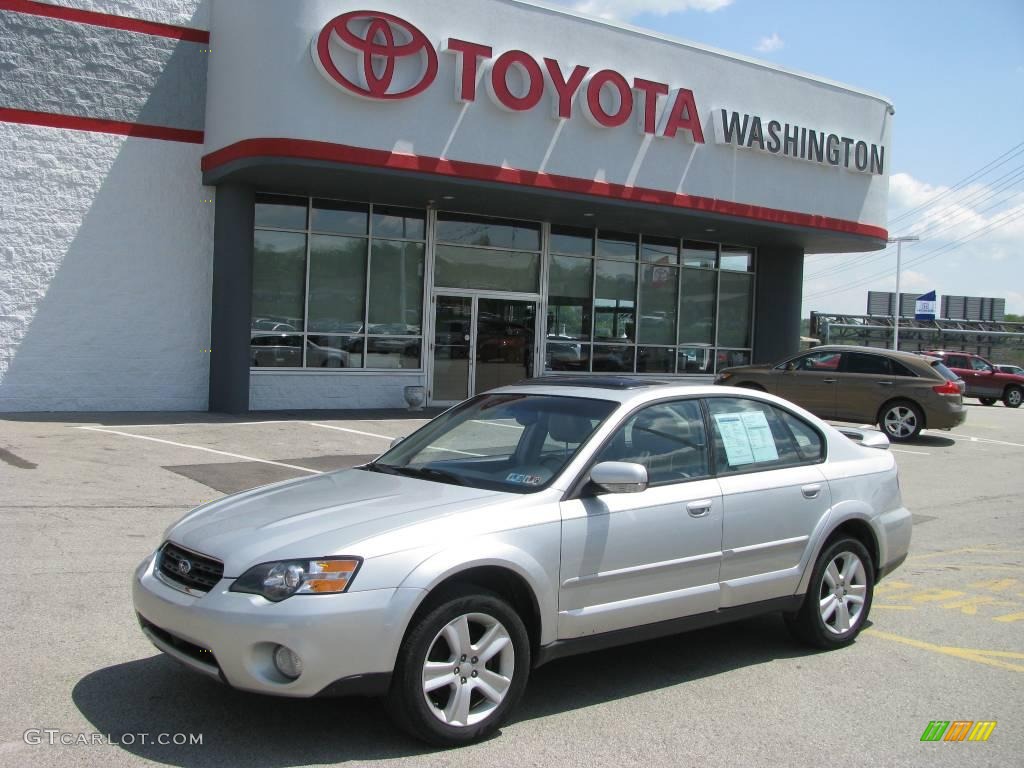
[921,351,1024,408]
[995,364,1024,376]
[715,345,966,441]
[133,379,911,746]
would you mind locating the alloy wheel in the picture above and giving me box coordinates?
[818,551,868,635]
[1008,389,1022,407]
[421,612,515,727]
[883,406,917,439]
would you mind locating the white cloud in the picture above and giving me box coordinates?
[755,33,784,53]
[567,0,732,21]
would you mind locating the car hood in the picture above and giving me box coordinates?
[719,364,773,376]
[166,468,506,576]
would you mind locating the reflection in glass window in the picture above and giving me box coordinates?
[678,347,714,374]
[305,336,363,369]
[368,240,424,334]
[436,213,540,251]
[306,235,367,333]
[641,236,679,265]
[682,241,717,269]
[252,231,306,332]
[435,245,539,293]
[255,194,307,230]
[372,206,426,240]
[251,334,303,367]
[550,225,593,256]
[366,337,421,369]
[545,342,590,372]
[548,255,592,341]
[594,260,636,342]
[592,344,635,372]
[717,349,751,371]
[637,346,675,373]
[597,231,638,261]
[720,245,754,272]
[594,400,709,483]
[718,272,754,348]
[638,264,678,345]
[706,397,814,473]
[678,268,716,345]
[311,199,368,236]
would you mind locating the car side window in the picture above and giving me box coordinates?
[843,352,892,375]
[970,358,992,372]
[890,359,916,377]
[784,351,841,372]
[946,355,967,368]
[592,400,709,484]
[705,397,822,474]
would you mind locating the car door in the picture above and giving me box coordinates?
[968,357,1001,397]
[833,351,897,422]
[705,396,832,608]
[558,399,723,639]
[773,350,840,418]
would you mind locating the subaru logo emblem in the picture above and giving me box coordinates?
[178,558,192,575]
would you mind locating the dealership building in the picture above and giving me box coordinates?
[0,0,892,412]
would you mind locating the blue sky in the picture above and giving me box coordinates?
[547,0,1024,316]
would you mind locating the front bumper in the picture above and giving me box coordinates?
[132,552,423,698]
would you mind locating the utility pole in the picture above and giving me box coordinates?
[888,236,920,350]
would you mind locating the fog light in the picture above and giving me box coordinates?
[273,645,303,680]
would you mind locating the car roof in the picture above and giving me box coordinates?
[804,345,939,364]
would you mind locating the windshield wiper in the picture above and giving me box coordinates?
[362,462,401,475]
[392,466,466,486]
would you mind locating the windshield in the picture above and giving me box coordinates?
[366,393,617,493]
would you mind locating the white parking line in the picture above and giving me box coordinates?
[307,422,395,440]
[949,433,1024,449]
[890,448,932,455]
[78,427,322,474]
[81,420,297,429]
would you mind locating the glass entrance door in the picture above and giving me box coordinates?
[431,295,536,404]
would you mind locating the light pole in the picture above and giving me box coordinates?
[888,235,920,350]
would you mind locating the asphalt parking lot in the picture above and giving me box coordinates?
[1,403,1021,767]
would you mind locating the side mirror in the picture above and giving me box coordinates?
[390,436,404,450]
[590,461,649,494]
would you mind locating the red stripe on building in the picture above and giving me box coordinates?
[203,138,889,240]
[0,108,204,143]
[0,0,209,43]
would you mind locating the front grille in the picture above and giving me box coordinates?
[158,542,224,593]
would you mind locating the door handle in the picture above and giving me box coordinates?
[686,500,713,518]
[876,381,893,386]
[822,378,837,384]
[801,484,822,500]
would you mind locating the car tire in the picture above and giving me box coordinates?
[878,400,924,442]
[1004,386,1023,409]
[386,586,531,747]
[786,537,874,650]
[979,397,998,406]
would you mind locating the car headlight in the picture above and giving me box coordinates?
[716,372,733,383]
[230,557,362,602]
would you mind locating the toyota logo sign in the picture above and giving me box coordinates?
[178,559,192,576]
[313,10,438,100]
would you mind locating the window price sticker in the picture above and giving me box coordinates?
[713,411,779,466]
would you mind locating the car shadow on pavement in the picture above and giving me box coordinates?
[912,433,956,447]
[73,614,824,764]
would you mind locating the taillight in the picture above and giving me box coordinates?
[933,380,960,395]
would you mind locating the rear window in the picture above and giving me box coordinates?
[932,361,959,381]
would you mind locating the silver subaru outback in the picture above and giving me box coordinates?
[133,378,911,746]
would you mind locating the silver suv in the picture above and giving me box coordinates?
[133,378,911,746]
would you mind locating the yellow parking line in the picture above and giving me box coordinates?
[865,629,1024,673]
[871,604,916,611]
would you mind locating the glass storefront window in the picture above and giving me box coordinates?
[306,235,367,333]
[548,255,592,341]
[252,230,306,332]
[716,349,752,371]
[545,342,590,372]
[594,260,636,342]
[550,225,594,256]
[637,346,675,373]
[311,199,368,236]
[372,206,426,240]
[678,346,715,374]
[682,241,717,269]
[597,231,638,261]
[718,271,754,348]
[641,236,679,265]
[437,212,540,251]
[638,263,678,345]
[720,245,754,272]
[434,245,539,293]
[678,268,716,345]
[368,240,424,334]
[251,196,426,370]
[254,194,306,230]
[592,344,635,372]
